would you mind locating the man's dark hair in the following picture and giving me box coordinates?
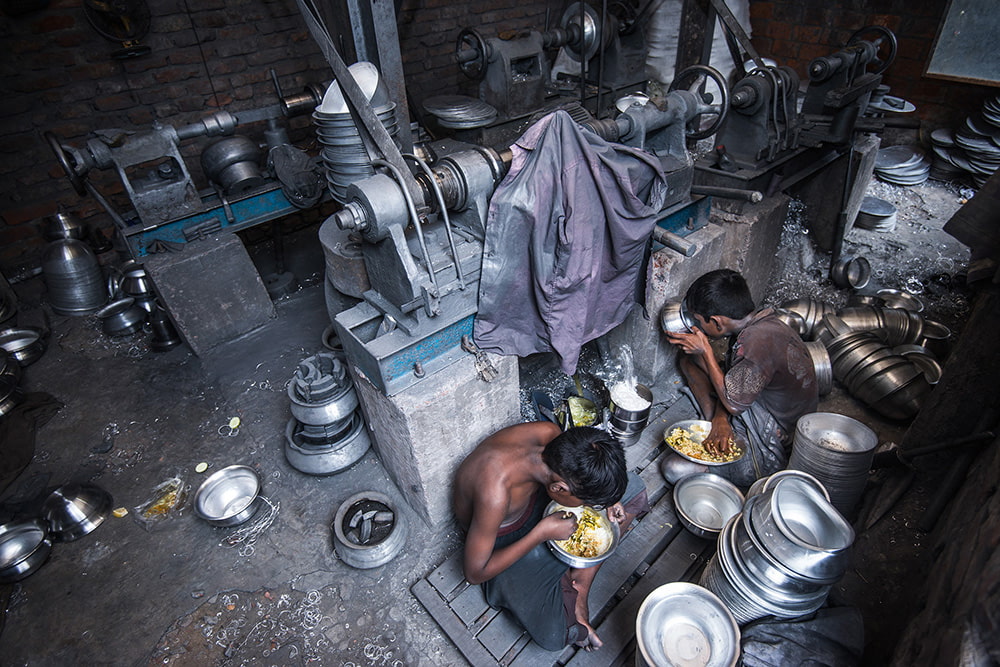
[542,427,628,508]
[685,269,755,320]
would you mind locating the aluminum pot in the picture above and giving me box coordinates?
[733,507,830,593]
[746,469,830,503]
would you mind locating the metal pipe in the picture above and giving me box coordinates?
[690,185,762,202]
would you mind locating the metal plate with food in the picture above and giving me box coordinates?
[544,502,620,568]
[664,419,745,465]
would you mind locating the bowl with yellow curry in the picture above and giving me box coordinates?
[545,502,620,569]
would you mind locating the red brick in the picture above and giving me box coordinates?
[865,14,902,33]
[750,2,775,20]
[1,201,56,226]
[793,25,824,45]
[94,93,137,112]
[32,14,75,33]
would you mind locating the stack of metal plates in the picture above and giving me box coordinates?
[928,95,1000,188]
[422,95,498,129]
[874,145,930,186]
[855,195,897,232]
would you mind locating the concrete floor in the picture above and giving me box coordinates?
[0,177,975,665]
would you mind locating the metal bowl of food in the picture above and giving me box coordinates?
[664,419,745,465]
[545,502,620,569]
[674,473,745,539]
[193,465,262,527]
[0,518,52,583]
[636,582,740,667]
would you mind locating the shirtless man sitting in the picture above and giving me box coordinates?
[453,421,649,651]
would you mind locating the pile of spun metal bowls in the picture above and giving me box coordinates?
[193,465,262,527]
[788,412,878,517]
[313,62,398,203]
[674,473,744,539]
[0,518,52,583]
[285,352,370,475]
[779,298,835,340]
[802,341,833,395]
[332,491,408,569]
[636,582,740,667]
[699,473,854,625]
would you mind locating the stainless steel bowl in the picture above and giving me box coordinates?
[43,483,113,542]
[96,297,147,337]
[660,300,694,334]
[659,451,709,485]
[545,502,620,569]
[0,518,52,583]
[876,289,924,313]
[193,465,262,527]
[674,473,745,538]
[748,477,854,582]
[0,327,47,367]
[636,582,740,667]
[829,256,871,289]
[747,469,830,503]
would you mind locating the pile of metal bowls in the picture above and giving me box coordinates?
[635,582,740,667]
[802,340,832,396]
[285,352,370,475]
[700,473,854,625]
[782,288,943,421]
[778,297,835,339]
[313,62,398,203]
[788,412,878,517]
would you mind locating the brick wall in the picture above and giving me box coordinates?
[748,0,994,129]
[0,0,332,277]
[1,0,993,278]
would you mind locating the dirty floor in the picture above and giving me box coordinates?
[0,177,975,666]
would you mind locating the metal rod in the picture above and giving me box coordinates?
[690,184,762,202]
[651,227,697,256]
[402,153,465,289]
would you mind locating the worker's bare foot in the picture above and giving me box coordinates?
[574,620,603,652]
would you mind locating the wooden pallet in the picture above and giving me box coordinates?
[412,423,714,666]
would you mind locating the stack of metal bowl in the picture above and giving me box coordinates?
[820,313,933,420]
[802,341,832,395]
[313,62,398,203]
[285,352,370,475]
[778,298,834,340]
[700,473,854,625]
[788,412,877,517]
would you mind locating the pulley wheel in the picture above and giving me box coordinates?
[668,65,730,140]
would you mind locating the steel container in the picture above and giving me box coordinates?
[674,473,744,538]
[41,238,106,315]
[193,465,263,527]
[332,490,408,569]
[0,518,52,583]
[635,582,739,667]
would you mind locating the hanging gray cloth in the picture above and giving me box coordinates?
[473,110,667,375]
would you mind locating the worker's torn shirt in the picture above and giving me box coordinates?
[473,110,668,375]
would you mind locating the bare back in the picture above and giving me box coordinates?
[453,421,562,530]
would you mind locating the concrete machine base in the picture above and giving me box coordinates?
[350,351,520,527]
